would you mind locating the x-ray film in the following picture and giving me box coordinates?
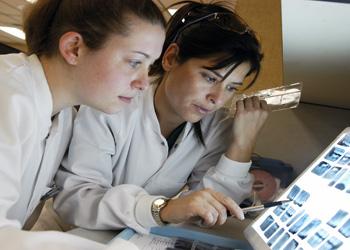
[244,127,350,250]
[228,82,302,116]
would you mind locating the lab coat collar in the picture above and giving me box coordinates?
[27,54,53,139]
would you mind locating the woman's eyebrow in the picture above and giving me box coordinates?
[132,51,150,58]
[207,68,244,86]
[201,67,224,79]
[211,70,224,79]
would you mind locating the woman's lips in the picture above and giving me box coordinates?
[118,96,133,104]
[193,104,211,114]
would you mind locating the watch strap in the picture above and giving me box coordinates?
[151,198,169,226]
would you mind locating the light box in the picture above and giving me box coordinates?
[245,127,350,250]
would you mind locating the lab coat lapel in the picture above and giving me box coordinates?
[25,109,73,220]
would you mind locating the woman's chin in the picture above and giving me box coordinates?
[184,113,203,124]
[97,104,124,115]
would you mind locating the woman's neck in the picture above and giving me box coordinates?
[40,56,78,116]
[154,81,185,138]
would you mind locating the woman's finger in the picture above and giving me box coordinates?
[211,191,244,221]
[243,97,253,110]
[260,99,269,111]
[252,96,261,109]
[205,195,228,225]
[235,99,244,113]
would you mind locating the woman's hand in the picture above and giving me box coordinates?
[226,96,270,162]
[159,188,244,227]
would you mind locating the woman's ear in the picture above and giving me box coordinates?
[162,43,180,72]
[58,32,84,65]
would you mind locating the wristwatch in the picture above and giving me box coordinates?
[151,198,169,226]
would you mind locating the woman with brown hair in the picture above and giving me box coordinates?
[0,0,165,248]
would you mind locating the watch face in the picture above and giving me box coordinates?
[154,198,165,207]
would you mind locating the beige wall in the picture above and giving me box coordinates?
[236,0,283,93]
[282,0,350,109]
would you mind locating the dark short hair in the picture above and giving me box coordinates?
[149,1,263,146]
[23,0,166,56]
[150,1,263,88]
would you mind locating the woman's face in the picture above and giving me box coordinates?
[75,17,165,114]
[162,55,251,123]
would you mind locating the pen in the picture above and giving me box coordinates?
[227,200,292,217]
[241,200,292,214]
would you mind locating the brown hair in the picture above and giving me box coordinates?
[23,0,166,56]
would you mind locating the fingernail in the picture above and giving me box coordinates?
[239,211,245,220]
[208,214,214,224]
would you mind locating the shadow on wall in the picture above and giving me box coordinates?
[254,103,350,175]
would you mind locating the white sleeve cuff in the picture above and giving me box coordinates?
[135,195,162,230]
[216,155,251,177]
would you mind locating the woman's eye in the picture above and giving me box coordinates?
[226,84,238,93]
[201,72,217,84]
[129,60,142,69]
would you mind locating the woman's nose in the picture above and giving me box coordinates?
[207,89,225,106]
[132,71,149,91]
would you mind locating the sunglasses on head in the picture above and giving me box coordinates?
[171,11,251,43]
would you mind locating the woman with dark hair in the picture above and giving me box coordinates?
[0,0,165,248]
[55,1,269,233]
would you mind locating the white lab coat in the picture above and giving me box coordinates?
[0,227,138,250]
[54,85,253,234]
[0,53,73,228]
[0,53,133,250]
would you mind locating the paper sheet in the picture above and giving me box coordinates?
[128,233,238,250]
